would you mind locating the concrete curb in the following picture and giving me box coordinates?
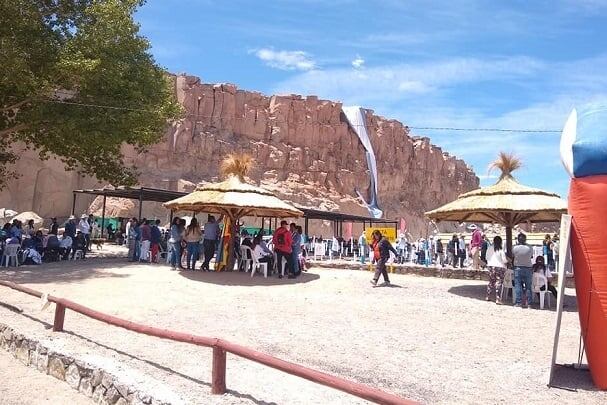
[0,322,170,405]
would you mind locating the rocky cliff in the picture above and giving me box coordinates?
[0,74,478,237]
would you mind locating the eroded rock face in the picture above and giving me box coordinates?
[0,75,478,237]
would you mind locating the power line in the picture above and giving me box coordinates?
[41,97,562,134]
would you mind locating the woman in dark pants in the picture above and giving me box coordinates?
[370,230,397,287]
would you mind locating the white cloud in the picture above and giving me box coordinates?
[273,56,542,103]
[251,48,316,71]
[351,55,365,69]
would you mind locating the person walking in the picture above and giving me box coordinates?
[513,233,534,308]
[168,217,182,270]
[485,236,509,304]
[201,215,220,271]
[272,220,293,278]
[369,230,397,287]
[184,218,202,270]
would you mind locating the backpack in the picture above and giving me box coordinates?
[276,231,285,246]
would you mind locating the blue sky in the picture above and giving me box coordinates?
[135,0,607,198]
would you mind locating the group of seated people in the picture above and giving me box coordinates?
[1,216,90,265]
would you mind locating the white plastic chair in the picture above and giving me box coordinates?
[250,254,268,278]
[239,246,253,272]
[532,272,551,309]
[2,244,20,267]
[501,269,515,303]
[272,253,287,277]
[313,243,325,260]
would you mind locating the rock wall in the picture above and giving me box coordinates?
[0,74,478,237]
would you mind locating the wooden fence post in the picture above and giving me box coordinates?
[53,303,66,332]
[211,347,226,394]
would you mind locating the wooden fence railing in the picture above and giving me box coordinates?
[0,280,416,404]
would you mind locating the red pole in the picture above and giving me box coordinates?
[211,347,227,394]
[53,303,65,332]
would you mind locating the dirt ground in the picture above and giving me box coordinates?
[0,246,605,404]
[0,349,91,405]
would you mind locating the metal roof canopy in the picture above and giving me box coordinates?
[73,186,185,203]
[72,186,399,237]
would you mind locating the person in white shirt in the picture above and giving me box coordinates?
[77,214,91,251]
[252,235,274,270]
[485,236,510,304]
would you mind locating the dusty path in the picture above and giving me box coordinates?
[0,250,605,404]
[0,350,90,404]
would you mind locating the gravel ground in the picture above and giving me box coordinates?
[0,246,605,404]
[0,349,91,404]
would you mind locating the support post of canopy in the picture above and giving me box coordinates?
[71,193,77,216]
[138,190,143,222]
[100,195,107,238]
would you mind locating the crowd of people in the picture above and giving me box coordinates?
[0,214,101,264]
[156,216,308,279]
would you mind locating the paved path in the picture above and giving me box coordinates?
[0,350,90,405]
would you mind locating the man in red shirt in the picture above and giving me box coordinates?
[272,220,293,278]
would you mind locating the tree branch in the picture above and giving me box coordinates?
[0,123,28,137]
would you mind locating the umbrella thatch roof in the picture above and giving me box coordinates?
[12,211,44,226]
[163,154,303,218]
[426,152,567,226]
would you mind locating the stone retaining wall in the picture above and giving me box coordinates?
[0,323,167,405]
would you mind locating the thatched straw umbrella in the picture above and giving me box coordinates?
[425,152,567,255]
[163,154,303,271]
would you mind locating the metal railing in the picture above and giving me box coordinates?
[0,280,416,404]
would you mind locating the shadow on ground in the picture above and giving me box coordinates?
[550,364,600,393]
[0,257,132,284]
[447,284,578,312]
[12,310,277,405]
[178,269,320,286]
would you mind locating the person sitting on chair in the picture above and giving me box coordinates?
[252,235,274,271]
[59,233,72,260]
[532,256,558,299]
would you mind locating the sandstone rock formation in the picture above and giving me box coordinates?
[0,74,478,237]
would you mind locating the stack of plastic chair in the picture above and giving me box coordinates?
[2,244,20,267]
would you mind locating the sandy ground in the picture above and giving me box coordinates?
[0,245,605,404]
[0,350,91,404]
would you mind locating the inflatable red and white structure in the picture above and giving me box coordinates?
[560,105,607,389]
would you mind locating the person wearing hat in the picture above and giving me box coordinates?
[78,214,91,251]
[64,215,77,239]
